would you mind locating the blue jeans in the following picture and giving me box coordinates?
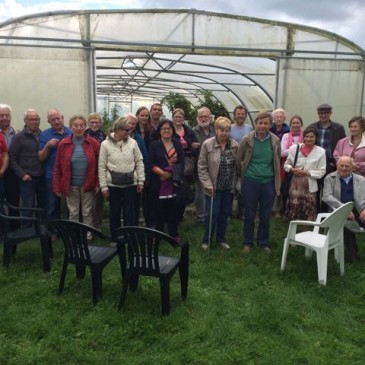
[109,185,136,233]
[202,189,232,244]
[242,177,275,247]
[18,176,46,211]
[45,178,61,222]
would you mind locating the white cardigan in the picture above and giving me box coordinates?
[284,144,326,193]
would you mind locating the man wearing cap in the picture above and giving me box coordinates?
[308,104,346,211]
[308,103,346,174]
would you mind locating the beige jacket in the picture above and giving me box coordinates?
[198,136,238,194]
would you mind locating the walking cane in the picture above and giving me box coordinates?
[207,193,214,252]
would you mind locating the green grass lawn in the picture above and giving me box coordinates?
[1,212,365,365]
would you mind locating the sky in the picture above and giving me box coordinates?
[0,0,364,49]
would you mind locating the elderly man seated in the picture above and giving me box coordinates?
[322,156,365,262]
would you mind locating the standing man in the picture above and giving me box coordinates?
[230,105,253,219]
[9,109,45,219]
[236,111,281,253]
[230,105,252,144]
[193,107,215,224]
[322,156,365,262]
[308,103,346,211]
[0,104,20,228]
[38,108,72,240]
[149,102,163,141]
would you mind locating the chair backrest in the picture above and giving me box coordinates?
[318,202,354,243]
[48,220,94,264]
[112,226,180,275]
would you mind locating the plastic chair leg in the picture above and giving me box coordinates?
[280,238,289,271]
[316,248,329,285]
[119,271,130,309]
[59,261,68,294]
[160,278,170,315]
[91,267,103,303]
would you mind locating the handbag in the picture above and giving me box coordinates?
[280,144,300,196]
[184,155,197,183]
[109,169,134,185]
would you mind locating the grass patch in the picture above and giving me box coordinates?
[1,212,365,364]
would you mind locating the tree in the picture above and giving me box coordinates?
[101,104,121,133]
[161,93,193,121]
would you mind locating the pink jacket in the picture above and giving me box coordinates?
[53,134,100,196]
[333,135,365,176]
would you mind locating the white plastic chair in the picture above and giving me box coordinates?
[280,202,354,285]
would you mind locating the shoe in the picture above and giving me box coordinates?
[202,243,209,251]
[109,241,118,248]
[242,245,252,253]
[274,212,281,219]
[51,234,59,242]
[87,231,93,241]
[262,246,271,253]
[220,242,230,250]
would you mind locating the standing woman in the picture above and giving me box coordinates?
[284,127,326,221]
[271,108,290,218]
[135,106,152,151]
[199,117,238,250]
[99,117,145,233]
[53,115,100,238]
[172,108,199,220]
[148,120,184,242]
[333,116,365,177]
[280,115,304,210]
[85,112,106,230]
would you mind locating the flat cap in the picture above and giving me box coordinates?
[317,103,332,111]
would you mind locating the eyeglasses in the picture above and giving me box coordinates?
[122,128,131,132]
[161,128,172,131]
[318,111,330,115]
[26,118,40,122]
[89,121,100,124]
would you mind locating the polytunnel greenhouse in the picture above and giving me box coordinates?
[0,8,364,129]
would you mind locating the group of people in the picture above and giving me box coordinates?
[0,102,364,262]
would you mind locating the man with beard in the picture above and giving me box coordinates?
[193,107,215,224]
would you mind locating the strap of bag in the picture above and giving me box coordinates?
[293,144,300,168]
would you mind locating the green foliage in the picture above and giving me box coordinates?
[1,213,365,364]
[101,104,121,134]
[162,90,230,127]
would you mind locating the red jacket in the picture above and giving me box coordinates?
[53,134,100,196]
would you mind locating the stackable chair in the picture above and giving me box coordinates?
[48,220,119,302]
[281,202,354,285]
[0,199,51,271]
[112,226,189,315]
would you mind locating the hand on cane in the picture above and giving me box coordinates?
[207,186,215,197]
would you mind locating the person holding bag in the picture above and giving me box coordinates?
[98,117,145,233]
[284,127,326,221]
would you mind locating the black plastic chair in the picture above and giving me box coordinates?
[112,226,189,315]
[0,199,51,271]
[48,220,119,303]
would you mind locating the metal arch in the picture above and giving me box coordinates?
[95,51,274,116]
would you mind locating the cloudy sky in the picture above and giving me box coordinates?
[1,0,364,49]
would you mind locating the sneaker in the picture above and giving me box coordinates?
[201,243,209,251]
[242,245,252,253]
[262,246,271,253]
[109,241,118,248]
[220,242,230,250]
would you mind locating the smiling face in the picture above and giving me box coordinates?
[47,109,65,132]
[318,109,332,124]
[172,111,184,127]
[88,118,101,132]
[290,117,302,134]
[216,127,230,144]
[337,157,353,178]
[234,108,247,126]
[24,111,40,133]
[255,117,272,136]
[137,108,150,127]
[159,122,173,140]
[349,120,363,138]
[304,131,316,146]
